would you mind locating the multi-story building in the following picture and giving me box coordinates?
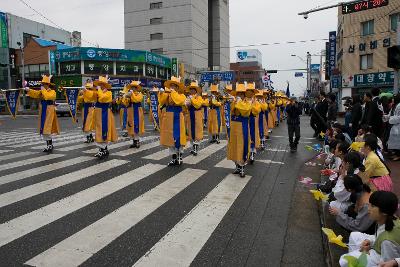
[230,49,264,89]
[0,11,81,89]
[336,1,400,110]
[124,0,230,79]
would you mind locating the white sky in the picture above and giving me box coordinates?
[0,0,338,96]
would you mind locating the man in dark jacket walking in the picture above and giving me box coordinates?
[286,97,302,152]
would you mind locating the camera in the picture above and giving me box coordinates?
[303,14,308,19]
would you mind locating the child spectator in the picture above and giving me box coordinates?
[339,191,400,267]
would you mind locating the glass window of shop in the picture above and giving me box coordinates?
[390,13,400,32]
[20,64,51,78]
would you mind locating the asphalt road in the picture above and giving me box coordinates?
[0,113,326,267]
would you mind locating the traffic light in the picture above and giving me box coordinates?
[388,45,400,69]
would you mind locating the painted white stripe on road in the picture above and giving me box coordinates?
[25,168,206,266]
[0,159,127,209]
[56,137,130,152]
[113,141,159,156]
[134,173,251,267]
[142,140,207,161]
[256,159,285,165]
[0,151,36,161]
[184,141,227,165]
[0,154,64,172]
[0,156,90,186]
[0,132,37,140]
[30,138,86,150]
[0,164,164,249]
[84,136,157,154]
[7,133,83,148]
[0,149,13,154]
[214,158,236,169]
[265,148,288,152]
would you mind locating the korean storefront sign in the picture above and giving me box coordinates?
[354,71,394,87]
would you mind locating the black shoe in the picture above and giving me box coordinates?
[216,135,220,144]
[177,152,183,165]
[210,138,216,144]
[239,166,245,178]
[233,164,240,174]
[43,145,53,153]
[94,148,103,158]
[249,152,255,164]
[122,132,128,137]
[168,154,178,166]
[136,141,140,148]
[89,134,95,143]
[84,135,90,143]
[190,144,198,156]
[129,140,137,148]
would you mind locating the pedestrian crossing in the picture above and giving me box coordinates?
[0,129,291,266]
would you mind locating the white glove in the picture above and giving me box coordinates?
[236,96,241,101]
[160,88,165,92]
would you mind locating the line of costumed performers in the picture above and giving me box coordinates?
[2,75,292,173]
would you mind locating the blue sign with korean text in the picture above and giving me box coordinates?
[89,76,163,89]
[329,31,336,76]
[5,90,20,119]
[200,71,235,83]
[295,72,304,77]
[223,101,231,138]
[55,47,171,68]
[330,75,342,89]
[49,50,56,75]
[65,88,80,123]
[354,71,394,88]
[310,64,320,73]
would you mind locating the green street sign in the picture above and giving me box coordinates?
[172,58,178,77]
[0,12,8,48]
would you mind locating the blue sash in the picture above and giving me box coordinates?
[277,107,281,121]
[232,115,249,162]
[40,100,55,135]
[95,102,110,141]
[249,115,256,149]
[223,101,231,138]
[132,102,141,134]
[122,106,128,130]
[258,112,264,139]
[189,106,199,141]
[167,106,183,149]
[83,103,94,131]
[203,106,208,124]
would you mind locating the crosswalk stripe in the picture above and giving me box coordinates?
[0,163,164,249]
[215,158,236,169]
[84,136,158,154]
[0,131,78,144]
[256,159,285,165]
[0,149,13,154]
[113,141,159,156]
[0,132,37,140]
[133,173,251,267]
[7,133,84,148]
[184,141,227,165]
[142,140,207,161]
[0,154,64,172]
[0,159,127,208]
[56,137,131,152]
[24,168,206,266]
[0,156,90,186]
[0,151,36,161]
[30,137,86,150]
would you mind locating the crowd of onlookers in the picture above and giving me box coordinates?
[308,88,400,266]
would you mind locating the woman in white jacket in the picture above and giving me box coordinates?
[388,95,400,161]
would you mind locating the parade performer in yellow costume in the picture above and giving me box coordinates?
[115,85,130,137]
[201,92,209,128]
[185,81,204,156]
[208,84,222,144]
[160,76,187,166]
[271,97,278,127]
[125,81,145,148]
[248,84,261,164]
[78,81,97,143]
[257,90,268,149]
[277,95,283,124]
[227,83,252,178]
[91,75,118,158]
[264,90,273,138]
[25,75,60,152]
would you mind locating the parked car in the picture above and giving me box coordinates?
[55,100,70,117]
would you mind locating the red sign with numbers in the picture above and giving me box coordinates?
[342,0,388,14]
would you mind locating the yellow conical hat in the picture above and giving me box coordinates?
[164,76,184,92]
[84,81,94,89]
[210,84,219,94]
[187,80,202,94]
[93,75,112,89]
[41,75,54,85]
[126,80,142,91]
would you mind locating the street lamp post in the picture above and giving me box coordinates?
[17,41,26,110]
[292,53,311,95]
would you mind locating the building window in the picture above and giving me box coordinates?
[151,48,163,54]
[150,17,163,25]
[360,54,373,70]
[361,20,374,36]
[150,2,162,9]
[150,33,163,40]
[390,13,400,32]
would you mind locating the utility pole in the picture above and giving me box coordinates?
[307,52,311,95]
[394,19,400,95]
[17,42,26,109]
